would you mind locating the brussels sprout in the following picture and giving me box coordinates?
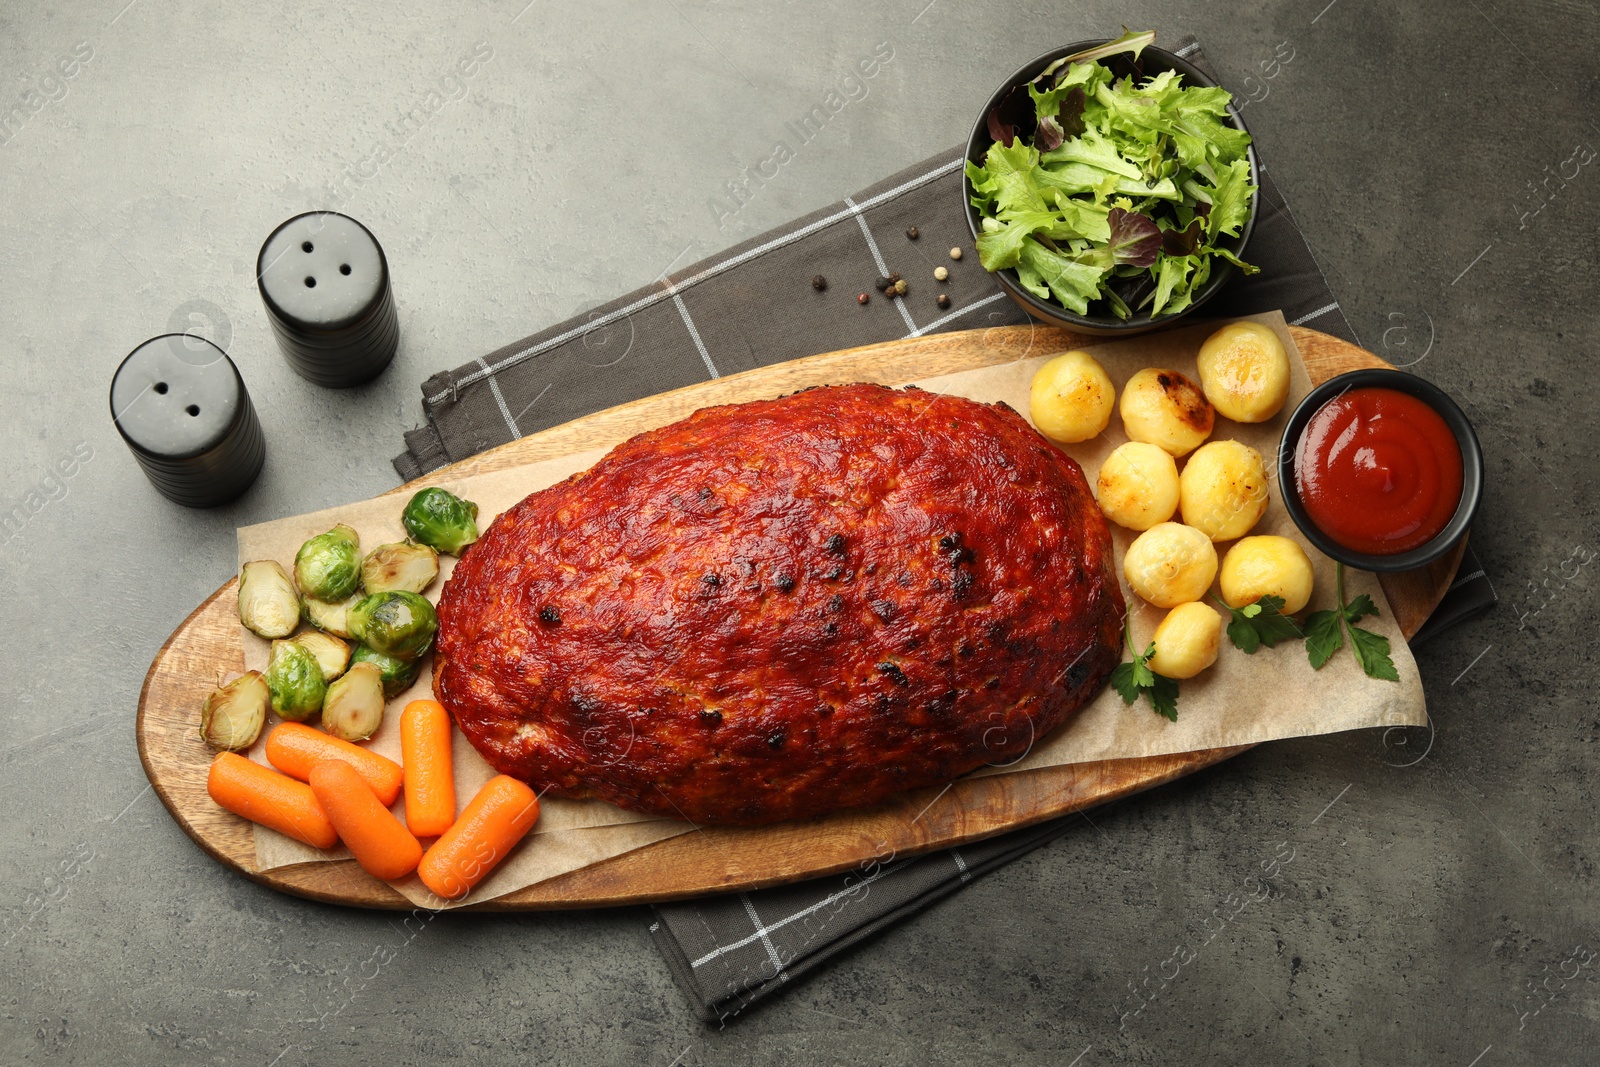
[402,487,480,556]
[265,639,327,721]
[291,630,351,682]
[350,643,424,698]
[349,590,438,660]
[200,671,269,751]
[238,560,299,639]
[302,592,360,639]
[321,662,385,742]
[294,523,361,602]
[360,541,439,595]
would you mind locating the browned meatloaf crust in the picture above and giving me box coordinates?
[433,383,1124,825]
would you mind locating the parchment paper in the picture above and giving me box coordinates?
[235,310,1425,908]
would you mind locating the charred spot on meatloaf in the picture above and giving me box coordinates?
[433,382,1124,825]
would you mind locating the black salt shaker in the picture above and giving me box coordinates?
[110,334,265,507]
[256,211,399,387]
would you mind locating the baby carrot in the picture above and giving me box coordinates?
[308,759,423,881]
[207,752,337,850]
[265,721,403,806]
[400,700,456,838]
[417,775,540,900]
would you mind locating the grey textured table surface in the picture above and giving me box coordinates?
[2,2,1596,1064]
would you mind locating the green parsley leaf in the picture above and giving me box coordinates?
[1303,609,1344,669]
[1110,660,1140,705]
[1111,617,1180,720]
[1342,593,1379,623]
[1303,563,1400,681]
[1215,594,1304,654]
[1149,673,1180,722]
[1348,624,1399,682]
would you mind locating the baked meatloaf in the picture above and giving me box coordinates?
[434,383,1123,825]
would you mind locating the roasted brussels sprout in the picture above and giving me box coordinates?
[265,639,327,721]
[350,643,424,698]
[302,592,360,639]
[291,630,351,682]
[322,662,386,742]
[402,487,480,556]
[348,590,438,660]
[360,541,439,595]
[237,560,299,639]
[294,523,362,602]
[201,671,269,751]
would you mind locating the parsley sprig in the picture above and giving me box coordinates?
[1214,593,1303,654]
[1110,614,1179,722]
[1304,562,1399,681]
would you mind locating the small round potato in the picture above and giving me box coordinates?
[1179,439,1270,542]
[1123,522,1218,608]
[1119,368,1214,456]
[1196,321,1291,423]
[1148,602,1223,679]
[1220,535,1316,614]
[1096,442,1180,531]
[1030,350,1116,444]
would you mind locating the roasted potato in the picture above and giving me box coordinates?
[1123,522,1218,608]
[1096,442,1180,531]
[1119,368,1214,456]
[1148,602,1223,679]
[1196,321,1291,423]
[1179,439,1269,542]
[1030,350,1116,444]
[1220,535,1316,614]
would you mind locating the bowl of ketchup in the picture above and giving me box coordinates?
[1278,369,1482,572]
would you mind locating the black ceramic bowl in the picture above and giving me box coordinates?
[1277,369,1483,573]
[963,40,1259,337]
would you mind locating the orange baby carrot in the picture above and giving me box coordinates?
[417,775,540,900]
[400,700,456,838]
[308,759,423,881]
[207,752,338,850]
[265,721,403,806]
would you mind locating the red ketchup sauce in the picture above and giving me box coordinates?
[1293,387,1463,556]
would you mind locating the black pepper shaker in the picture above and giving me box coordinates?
[256,211,399,387]
[110,334,265,507]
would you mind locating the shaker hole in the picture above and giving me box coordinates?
[302,241,314,253]
[186,405,200,417]
[339,264,351,275]
[305,276,317,288]
[154,382,169,394]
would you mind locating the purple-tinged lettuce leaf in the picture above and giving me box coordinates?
[988,105,1018,147]
[1035,114,1065,152]
[1160,218,1203,256]
[1106,208,1161,267]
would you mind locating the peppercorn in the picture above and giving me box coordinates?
[874,276,891,292]
[905,226,920,240]
[857,292,869,305]
[893,279,909,296]
[811,274,827,291]
[949,247,964,260]
[936,293,951,309]
[934,266,949,281]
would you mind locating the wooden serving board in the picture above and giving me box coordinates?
[137,326,1464,911]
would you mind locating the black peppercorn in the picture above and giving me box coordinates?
[811,274,827,291]
[906,226,920,239]
[936,292,951,309]
[874,276,892,292]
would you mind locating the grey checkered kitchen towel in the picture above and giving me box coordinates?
[394,36,1495,1021]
